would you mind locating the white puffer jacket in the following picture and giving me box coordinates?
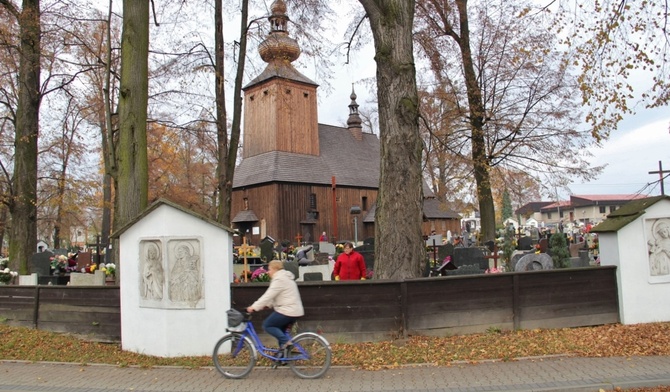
[249,269,304,317]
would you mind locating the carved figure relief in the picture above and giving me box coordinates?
[139,240,164,300]
[648,218,670,277]
[168,240,203,307]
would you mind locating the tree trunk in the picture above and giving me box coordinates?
[115,0,149,280]
[454,0,495,243]
[116,0,149,230]
[359,0,425,279]
[102,0,116,265]
[215,0,247,226]
[8,0,41,274]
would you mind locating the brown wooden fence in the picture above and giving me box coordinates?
[0,266,619,343]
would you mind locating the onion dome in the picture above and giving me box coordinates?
[258,0,301,63]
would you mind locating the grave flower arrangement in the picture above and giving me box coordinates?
[0,258,18,284]
[50,255,68,272]
[99,263,116,277]
[250,267,270,282]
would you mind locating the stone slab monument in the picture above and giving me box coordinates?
[514,253,553,272]
[113,199,234,357]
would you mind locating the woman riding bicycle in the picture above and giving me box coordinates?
[246,260,304,351]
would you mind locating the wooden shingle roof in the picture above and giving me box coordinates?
[233,124,381,188]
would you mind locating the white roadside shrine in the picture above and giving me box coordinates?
[112,199,234,357]
[592,195,670,324]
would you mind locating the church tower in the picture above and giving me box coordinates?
[242,0,319,158]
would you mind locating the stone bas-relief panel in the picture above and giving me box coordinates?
[138,238,205,309]
[167,239,204,308]
[140,240,164,301]
[647,218,670,284]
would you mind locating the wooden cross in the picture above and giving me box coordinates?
[485,244,500,268]
[295,233,303,246]
[238,239,253,283]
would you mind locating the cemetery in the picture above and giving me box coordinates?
[0,199,617,351]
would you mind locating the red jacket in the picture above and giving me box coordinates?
[334,251,366,280]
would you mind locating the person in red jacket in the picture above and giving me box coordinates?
[333,242,367,280]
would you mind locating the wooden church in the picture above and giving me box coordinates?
[230,0,460,246]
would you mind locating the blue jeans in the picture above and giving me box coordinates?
[262,311,297,347]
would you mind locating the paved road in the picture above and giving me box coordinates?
[1,356,670,392]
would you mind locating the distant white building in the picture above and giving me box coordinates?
[516,195,647,228]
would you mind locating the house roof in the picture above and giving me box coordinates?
[233,123,435,197]
[515,201,554,216]
[540,200,571,212]
[570,194,647,207]
[231,210,259,223]
[110,198,235,239]
[362,199,460,223]
[591,195,670,233]
[422,198,461,219]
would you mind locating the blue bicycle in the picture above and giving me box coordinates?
[212,309,332,379]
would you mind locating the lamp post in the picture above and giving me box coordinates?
[349,206,361,246]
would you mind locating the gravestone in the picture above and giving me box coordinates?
[452,247,488,271]
[77,252,92,270]
[517,236,533,251]
[514,253,554,271]
[69,270,105,286]
[313,252,330,265]
[30,251,53,277]
[425,235,442,246]
[569,256,590,268]
[529,227,540,241]
[538,238,549,253]
[260,236,276,262]
[52,248,68,257]
[510,250,533,271]
[298,264,332,281]
[569,241,586,257]
[303,272,323,281]
[19,273,38,285]
[437,243,454,262]
[319,242,336,255]
[578,249,591,265]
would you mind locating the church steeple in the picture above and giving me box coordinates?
[241,0,320,159]
[347,85,363,141]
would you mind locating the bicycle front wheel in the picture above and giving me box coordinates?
[288,334,332,379]
[212,334,255,379]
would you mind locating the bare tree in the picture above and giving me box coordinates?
[415,0,603,242]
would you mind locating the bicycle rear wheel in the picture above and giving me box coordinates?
[212,334,255,379]
[288,334,331,379]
